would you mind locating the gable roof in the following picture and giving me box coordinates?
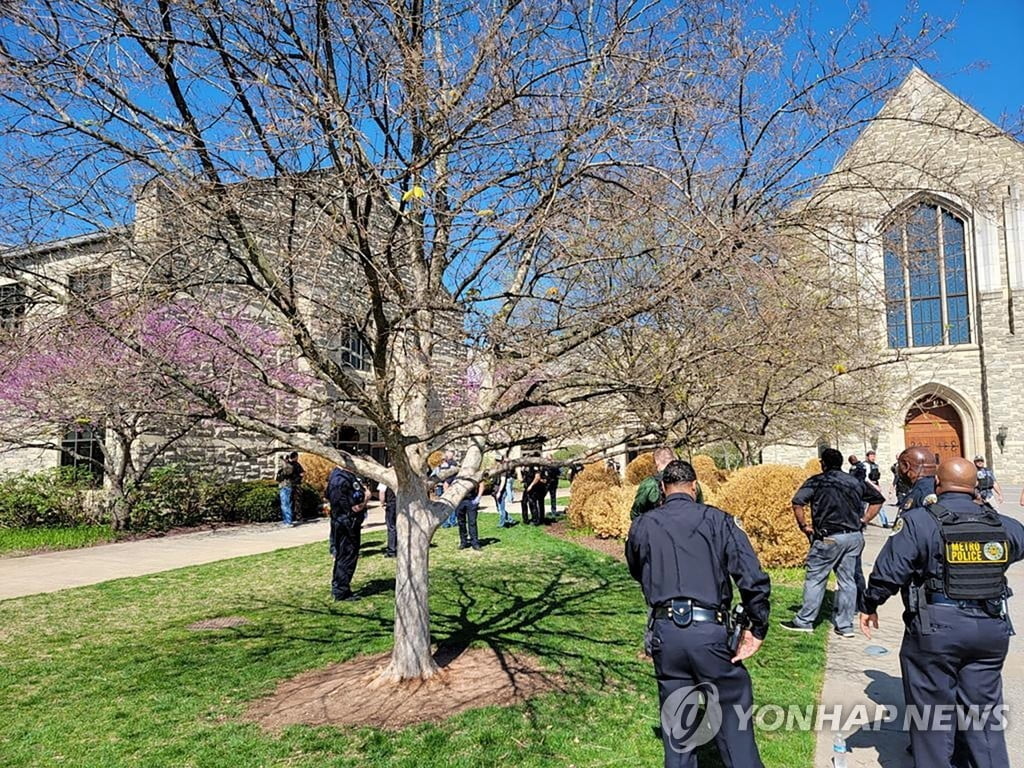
[832,66,1022,176]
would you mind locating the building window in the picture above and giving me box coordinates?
[60,425,105,485]
[883,202,970,348]
[330,423,387,465]
[338,327,371,371]
[68,267,112,302]
[0,282,28,332]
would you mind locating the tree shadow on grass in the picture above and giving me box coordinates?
[235,547,645,690]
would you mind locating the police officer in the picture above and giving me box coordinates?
[860,457,1024,767]
[865,450,882,487]
[864,450,889,527]
[626,460,771,768]
[974,455,1003,505]
[327,466,367,601]
[848,454,867,482]
[896,446,937,515]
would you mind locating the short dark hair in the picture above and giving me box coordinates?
[287,451,299,460]
[821,448,844,470]
[661,460,697,486]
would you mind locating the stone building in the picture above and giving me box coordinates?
[764,68,1024,484]
[0,176,463,484]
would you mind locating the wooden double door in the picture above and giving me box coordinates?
[903,397,964,465]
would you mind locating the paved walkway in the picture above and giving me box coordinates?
[0,508,384,602]
[0,492,557,602]
[814,486,1024,766]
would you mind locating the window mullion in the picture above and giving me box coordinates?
[937,206,948,344]
[902,219,912,346]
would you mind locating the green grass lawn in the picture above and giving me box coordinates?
[0,525,117,556]
[0,525,828,767]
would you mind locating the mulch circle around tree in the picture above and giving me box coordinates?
[187,616,251,631]
[244,646,565,731]
[545,521,625,562]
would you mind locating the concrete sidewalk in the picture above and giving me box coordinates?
[0,508,387,602]
[813,487,1024,766]
[0,490,560,602]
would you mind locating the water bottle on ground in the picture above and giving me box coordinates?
[832,733,848,768]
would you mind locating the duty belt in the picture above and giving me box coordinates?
[925,592,990,609]
[652,601,726,624]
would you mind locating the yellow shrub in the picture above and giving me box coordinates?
[582,485,636,539]
[625,453,656,485]
[298,453,335,495]
[713,464,810,568]
[804,457,822,473]
[567,461,621,528]
[692,454,727,493]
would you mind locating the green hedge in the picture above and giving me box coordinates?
[0,465,323,533]
[0,468,96,529]
[128,466,323,531]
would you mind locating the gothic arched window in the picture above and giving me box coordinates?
[883,202,970,348]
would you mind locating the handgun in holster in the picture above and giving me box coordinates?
[727,604,748,654]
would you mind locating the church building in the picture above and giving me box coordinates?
[765,68,1024,484]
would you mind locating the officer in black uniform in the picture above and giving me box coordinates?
[327,467,367,601]
[896,446,937,515]
[626,460,771,768]
[860,457,1024,768]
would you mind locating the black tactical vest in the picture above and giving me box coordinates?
[927,502,1010,600]
[977,469,995,492]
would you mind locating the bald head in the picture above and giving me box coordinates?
[936,457,979,495]
[898,446,937,484]
[653,447,675,471]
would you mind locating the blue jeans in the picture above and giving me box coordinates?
[496,490,510,527]
[279,486,293,525]
[795,531,864,633]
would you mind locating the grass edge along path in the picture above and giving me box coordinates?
[0,525,117,556]
[0,525,827,768]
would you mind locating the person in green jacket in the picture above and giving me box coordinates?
[630,446,703,519]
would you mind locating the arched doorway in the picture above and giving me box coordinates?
[904,395,964,464]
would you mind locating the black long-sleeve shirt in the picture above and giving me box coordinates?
[625,492,772,640]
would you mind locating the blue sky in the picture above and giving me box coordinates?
[801,0,1023,126]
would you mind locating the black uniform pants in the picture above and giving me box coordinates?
[457,502,479,548]
[331,514,362,598]
[528,488,547,524]
[521,491,531,524]
[899,604,1011,768]
[650,619,764,768]
[384,503,397,556]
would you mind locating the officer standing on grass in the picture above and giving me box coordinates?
[626,460,771,768]
[327,466,367,602]
[860,456,1024,768]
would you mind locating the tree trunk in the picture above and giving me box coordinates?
[376,491,441,682]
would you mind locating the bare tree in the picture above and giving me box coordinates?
[0,0,987,682]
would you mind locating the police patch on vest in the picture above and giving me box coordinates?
[945,540,1009,565]
[890,518,904,536]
